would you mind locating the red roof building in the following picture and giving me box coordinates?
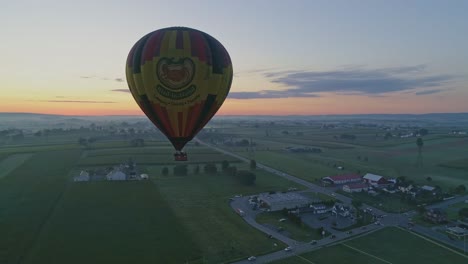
[322,174,362,185]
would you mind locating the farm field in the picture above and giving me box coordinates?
[0,149,82,264]
[273,227,468,264]
[0,135,303,264]
[214,125,468,190]
[0,153,33,178]
[24,181,200,264]
[154,166,303,263]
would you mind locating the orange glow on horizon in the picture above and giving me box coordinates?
[1,91,468,116]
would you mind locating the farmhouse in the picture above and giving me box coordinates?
[74,170,90,182]
[363,173,389,187]
[332,203,351,217]
[343,183,368,193]
[258,192,311,211]
[106,169,127,181]
[322,174,362,185]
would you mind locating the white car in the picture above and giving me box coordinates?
[284,246,293,252]
[247,256,256,261]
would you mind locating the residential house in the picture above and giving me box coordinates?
[332,203,351,217]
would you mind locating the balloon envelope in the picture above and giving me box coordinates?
[126,27,233,150]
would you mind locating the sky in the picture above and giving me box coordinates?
[1,0,467,116]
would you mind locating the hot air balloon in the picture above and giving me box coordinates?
[126,27,233,161]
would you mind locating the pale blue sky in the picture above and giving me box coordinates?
[1,0,467,115]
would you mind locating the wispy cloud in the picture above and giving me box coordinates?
[415,89,443,95]
[265,65,453,95]
[229,90,320,99]
[111,89,130,93]
[80,76,124,82]
[44,100,116,104]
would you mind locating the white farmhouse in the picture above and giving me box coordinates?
[106,170,127,181]
[74,170,90,182]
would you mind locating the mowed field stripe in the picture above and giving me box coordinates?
[396,226,468,259]
[342,243,393,264]
[294,254,317,264]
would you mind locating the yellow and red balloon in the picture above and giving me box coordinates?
[126,27,233,151]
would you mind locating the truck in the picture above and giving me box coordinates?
[237,208,245,217]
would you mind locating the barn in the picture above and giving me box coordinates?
[322,174,362,185]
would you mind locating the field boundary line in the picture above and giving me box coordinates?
[396,226,468,259]
[294,254,317,264]
[341,243,393,264]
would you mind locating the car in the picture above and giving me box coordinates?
[330,234,336,239]
[284,246,293,252]
[331,193,336,197]
[310,240,318,245]
[247,256,256,261]
[346,231,353,235]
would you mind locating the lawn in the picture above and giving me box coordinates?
[338,191,415,213]
[0,153,33,178]
[256,212,322,242]
[23,181,201,264]
[273,227,468,264]
[446,202,468,221]
[154,168,303,263]
[0,149,82,264]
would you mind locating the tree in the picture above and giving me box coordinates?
[250,159,257,170]
[237,170,256,185]
[416,137,424,166]
[204,163,217,174]
[352,199,363,209]
[416,137,424,154]
[384,132,392,140]
[426,176,432,182]
[226,166,237,176]
[458,208,468,219]
[454,184,466,194]
[221,160,230,171]
[193,165,200,174]
[78,137,88,147]
[419,128,429,136]
[173,165,188,176]
[162,167,169,176]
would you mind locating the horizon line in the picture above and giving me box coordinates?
[1,111,468,117]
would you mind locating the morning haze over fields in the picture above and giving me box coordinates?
[0,1,467,264]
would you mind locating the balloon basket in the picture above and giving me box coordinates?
[174,152,188,161]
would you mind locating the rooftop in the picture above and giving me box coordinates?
[363,173,384,181]
[324,174,362,181]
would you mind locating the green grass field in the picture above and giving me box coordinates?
[0,137,304,264]
[273,227,468,264]
[154,167,302,263]
[23,181,201,264]
[0,149,81,264]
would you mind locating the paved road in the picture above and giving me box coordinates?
[427,195,468,209]
[196,139,468,262]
